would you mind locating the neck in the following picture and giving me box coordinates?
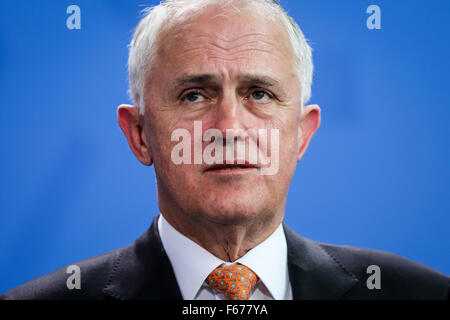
[159,204,285,262]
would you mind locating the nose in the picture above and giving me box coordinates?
[213,90,246,143]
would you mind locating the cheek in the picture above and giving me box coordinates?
[144,107,183,152]
[278,121,301,165]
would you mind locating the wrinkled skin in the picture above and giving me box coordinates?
[118,5,320,261]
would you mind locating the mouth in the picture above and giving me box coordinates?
[204,161,259,174]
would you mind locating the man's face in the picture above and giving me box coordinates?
[137,7,317,225]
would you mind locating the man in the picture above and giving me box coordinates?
[1,0,448,300]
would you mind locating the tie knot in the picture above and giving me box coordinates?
[205,263,259,300]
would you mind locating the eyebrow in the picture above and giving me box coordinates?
[171,74,221,92]
[169,73,287,97]
[238,74,282,88]
[239,74,288,99]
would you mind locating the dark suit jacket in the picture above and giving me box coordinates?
[1,214,448,300]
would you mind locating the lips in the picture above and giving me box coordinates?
[204,161,259,172]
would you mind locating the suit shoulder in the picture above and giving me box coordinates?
[0,247,123,300]
[319,242,449,299]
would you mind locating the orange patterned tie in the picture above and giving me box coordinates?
[205,263,259,300]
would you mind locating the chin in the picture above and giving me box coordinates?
[197,201,268,226]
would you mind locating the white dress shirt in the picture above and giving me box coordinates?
[158,213,293,300]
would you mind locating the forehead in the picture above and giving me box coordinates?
[152,4,296,83]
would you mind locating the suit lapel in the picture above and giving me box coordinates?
[283,223,359,299]
[102,214,183,300]
[102,216,358,300]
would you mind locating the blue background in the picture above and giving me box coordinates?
[0,0,449,293]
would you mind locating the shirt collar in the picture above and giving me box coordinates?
[158,213,289,300]
[235,221,289,300]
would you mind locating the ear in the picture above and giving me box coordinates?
[297,104,321,162]
[117,104,153,166]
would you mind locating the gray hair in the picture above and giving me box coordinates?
[128,0,313,114]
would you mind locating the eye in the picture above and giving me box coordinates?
[250,89,271,102]
[182,91,205,103]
